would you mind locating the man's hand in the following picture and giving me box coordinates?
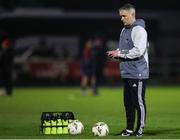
[106,50,119,59]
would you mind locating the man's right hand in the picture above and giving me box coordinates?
[106,50,119,59]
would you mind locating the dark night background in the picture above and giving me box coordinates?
[0,0,180,86]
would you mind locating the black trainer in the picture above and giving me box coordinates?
[120,129,134,136]
[135,132,143,137]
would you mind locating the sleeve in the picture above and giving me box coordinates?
[119,26,147,59]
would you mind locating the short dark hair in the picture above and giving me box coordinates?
[119,3,135,11]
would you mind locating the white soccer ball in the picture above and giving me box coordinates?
[92,122,109,137]
[68,120,84,135]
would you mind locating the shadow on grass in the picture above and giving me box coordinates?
[112,128,180,137]
[145,128,180,136]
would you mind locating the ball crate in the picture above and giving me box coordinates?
[40,112,75,135]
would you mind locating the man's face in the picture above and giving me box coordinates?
[119,9,134,26]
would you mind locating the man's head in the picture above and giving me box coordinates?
[118,3,136,26]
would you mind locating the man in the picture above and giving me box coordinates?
[0,33,14,96]
[107,3,149,137]
[92,36,106,86]
[80,38,98,95]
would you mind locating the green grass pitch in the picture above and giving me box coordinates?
[0,86,180,139]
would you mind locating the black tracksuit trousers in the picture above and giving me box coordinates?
[123,78,147,134]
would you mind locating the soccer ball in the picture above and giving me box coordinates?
[92,122,109,137]
[68,120,84,135]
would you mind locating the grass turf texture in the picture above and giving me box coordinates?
[0,86,180,139]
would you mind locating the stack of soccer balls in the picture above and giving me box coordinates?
[68,120,109,137]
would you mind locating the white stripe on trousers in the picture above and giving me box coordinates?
[137,81,145,134]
